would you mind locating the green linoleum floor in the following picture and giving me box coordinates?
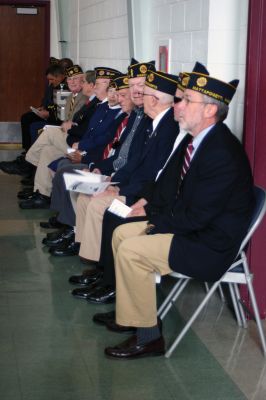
[0,171,250,400]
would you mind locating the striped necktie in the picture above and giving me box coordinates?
[103,116,129,159]
[180,139,194,180]
[67,94,76,119]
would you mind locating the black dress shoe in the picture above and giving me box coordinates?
[19,191,51,209]
[71,281,102,299]
[42,228,74,247]
[44,227,67,240]
[17,188,34,199]
[106,320,137,334]
[49,240,80,256]
[0,160,32,176]
[93,310,115,325]
[86,285,116,304]
[20,176,34,186]
[68,268,103,285]
[40,215,65,229]
[104,335,165,359]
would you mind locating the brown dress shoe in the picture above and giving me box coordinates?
[104,335,165,359]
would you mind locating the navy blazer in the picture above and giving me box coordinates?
[77,103,121,151]
[113,107,179,204]
[66,97,99,146]
[93,110,152,176]
[81,112,127,164]
[148,122,254,282]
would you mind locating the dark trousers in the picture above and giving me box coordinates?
[99,210,147,286]
[21,111,44,151]
[50,163,87,227]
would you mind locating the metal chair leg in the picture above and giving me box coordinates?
[165,280,221,358]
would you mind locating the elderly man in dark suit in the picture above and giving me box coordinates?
[103,62,254,360]
[69,69,180,292]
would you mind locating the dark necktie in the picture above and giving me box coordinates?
[180,139,194,180]
[103,116,129,159]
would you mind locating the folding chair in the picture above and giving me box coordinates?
[158,186,266,358]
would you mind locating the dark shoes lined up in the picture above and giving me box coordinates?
[42,226,80,257]
[1,153,165,360]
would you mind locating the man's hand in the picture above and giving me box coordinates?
[92,168,101,174]
[72,142,79,150]
[128,206,147,217]
[61,120,73,133]
[66,150,83,164]
[127,198,148,217]
[93,185,119,198]
[131,198,148,209]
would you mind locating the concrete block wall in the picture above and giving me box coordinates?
[151,0,209,74]
[68,0,130,72]
[62,0,248,138]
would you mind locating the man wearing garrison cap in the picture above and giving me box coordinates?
[103,62,254,360]
[65,68,180,293]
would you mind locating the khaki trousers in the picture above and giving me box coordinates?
[25,127,68,196]
[112,221,173,327]
[75,193,126,261]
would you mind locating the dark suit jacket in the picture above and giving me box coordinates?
[147,122,254,281]
[77,103,122,151]
[81,111,127,164]
[66,96,99,146]
[113,107,179,204]
[92,110,152,176]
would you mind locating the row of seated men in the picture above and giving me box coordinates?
[1,57,254,360]
[0,56,74,177]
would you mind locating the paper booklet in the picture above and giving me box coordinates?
[108,198,132,218]
[63,171,117,195]
[30,106,46,119]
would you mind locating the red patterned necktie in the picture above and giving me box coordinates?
[180,139,194,180]
[103,116,129,159]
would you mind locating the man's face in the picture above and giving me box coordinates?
[82,79,95,97]
[107,87,119,107]
[46,73,57,86]
[176,89,210,136]
[128,76,146,107]
[67,74,83,93]
[117,88,134,113]
[51,74,65,88]
[173,88,184,121]
[94,78,110,101]
[143,86,157,117]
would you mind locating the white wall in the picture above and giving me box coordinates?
[52,0,249,137]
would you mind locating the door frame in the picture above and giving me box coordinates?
[243,0,266,317]
[0,0,50,71]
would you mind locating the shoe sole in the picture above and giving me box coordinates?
[104,351,165,360]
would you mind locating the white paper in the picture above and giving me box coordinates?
[108,198,132,218]
[30,106,45,119]
[72,170,108,181]
[43,125,61,130]
[63,172,116,195]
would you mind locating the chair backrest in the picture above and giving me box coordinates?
[238,186,266,254]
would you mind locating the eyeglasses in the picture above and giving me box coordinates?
[178,96,210,106]
[174,96,182,104]
[137,92,159,100]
